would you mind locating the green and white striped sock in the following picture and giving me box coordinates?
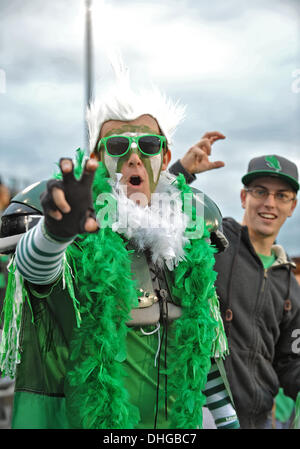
[204,361,240,429]
[15,218,73,285]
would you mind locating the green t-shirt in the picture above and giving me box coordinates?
[257,251,276,269]
[275,388,294,423]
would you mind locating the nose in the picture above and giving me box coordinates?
[263,192,277,207]
[127,151,142,167]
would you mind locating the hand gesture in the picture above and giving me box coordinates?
[41,158,99,239]
[180,131,226,174]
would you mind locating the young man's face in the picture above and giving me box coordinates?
[241,176,297,242]
[93,114,171,206]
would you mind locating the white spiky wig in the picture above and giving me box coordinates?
[86,60,186,153]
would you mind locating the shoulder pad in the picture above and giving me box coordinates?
[11,180,47,214]
[189,186,222,232]
[0,180,46,254]
[189,187,228,253]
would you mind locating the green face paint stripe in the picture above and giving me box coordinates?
[117,157,126,174]
[142,155,163,193]
[103,124,156,137]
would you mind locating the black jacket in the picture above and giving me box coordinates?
[215,217,300,428]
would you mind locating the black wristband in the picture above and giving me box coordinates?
[168,160,196,185]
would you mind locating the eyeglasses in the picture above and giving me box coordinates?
[245,187,296,203]
[97,134,166,158]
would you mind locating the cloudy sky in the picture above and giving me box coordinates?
[0,0,299,255]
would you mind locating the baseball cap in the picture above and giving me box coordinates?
[241,155,299,192]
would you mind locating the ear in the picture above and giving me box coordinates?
[288,198,298,217]
[240,188,247,209]
[162,149,171,170]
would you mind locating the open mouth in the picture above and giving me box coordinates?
[129,176,142,186]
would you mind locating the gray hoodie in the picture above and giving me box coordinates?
[214,217,300,429]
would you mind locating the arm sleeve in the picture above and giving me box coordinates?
[15,218,74,285]
[168,160,196,185]
[203,360,240,429]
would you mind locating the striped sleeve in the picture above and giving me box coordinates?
[15,218,73,285]
[203,360,240,429]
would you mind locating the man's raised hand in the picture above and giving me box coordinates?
[180,131,226,175]
[41,157,99,239]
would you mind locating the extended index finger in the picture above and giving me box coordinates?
[80,158,99,187]
[59,158,76,185]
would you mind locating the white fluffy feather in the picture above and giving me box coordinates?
[111,171,189,271]
[86,60,186,153]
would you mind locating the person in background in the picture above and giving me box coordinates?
[0,180,10,214]
[169,143,300,429]
[0,178,10,320]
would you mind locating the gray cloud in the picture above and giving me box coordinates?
[0,0,299,256]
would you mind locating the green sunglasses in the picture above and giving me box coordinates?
[97,134,167,158]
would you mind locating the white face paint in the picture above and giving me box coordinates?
[103,151,118,180]
[150,154,163,184]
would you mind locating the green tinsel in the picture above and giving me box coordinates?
[165,175,218,428]
[0,259,31,377]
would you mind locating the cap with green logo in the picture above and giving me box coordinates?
[241,155,299,192]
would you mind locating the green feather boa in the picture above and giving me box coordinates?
[63,150,223,429]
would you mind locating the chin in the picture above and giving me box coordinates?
[127,189,150,207]
[257,227,276,239]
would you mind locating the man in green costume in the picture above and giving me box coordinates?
[0,77,239,429]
